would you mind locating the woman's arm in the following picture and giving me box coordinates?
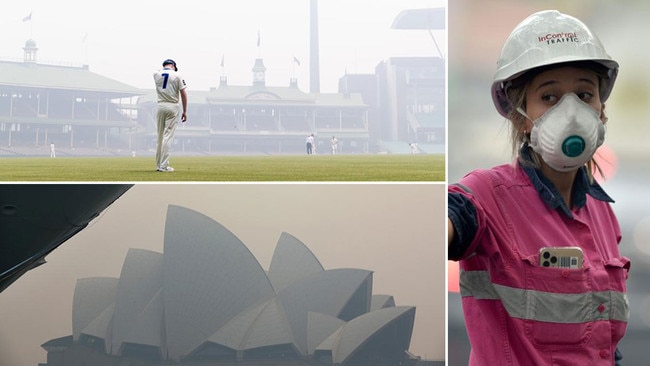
[448,217,455,247]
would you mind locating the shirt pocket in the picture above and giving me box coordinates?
[521,254,593,347]
[603,257,630,344]
[603,257,630,291]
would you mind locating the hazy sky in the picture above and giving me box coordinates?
[2,0,445,93]
[0,183,446,365]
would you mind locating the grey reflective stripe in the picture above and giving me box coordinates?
[460,270,629,323]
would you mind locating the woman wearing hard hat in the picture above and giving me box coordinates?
[448,10,628,365]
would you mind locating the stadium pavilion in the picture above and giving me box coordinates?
[40,205,441,366]
[0,39,142,156]
[137,58,370,155]
[0,36,441,156]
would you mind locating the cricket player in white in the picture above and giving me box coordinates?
[153,59,187,172]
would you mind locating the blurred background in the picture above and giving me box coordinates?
[448,0,650,364]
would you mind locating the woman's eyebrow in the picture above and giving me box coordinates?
[577,77,598,87]
[534,79,557,91]
[534,77,598,92]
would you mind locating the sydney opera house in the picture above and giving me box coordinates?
[41,205,428,366]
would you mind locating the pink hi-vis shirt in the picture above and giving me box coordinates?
[450,163,629,366]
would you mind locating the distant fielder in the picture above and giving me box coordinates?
[330,136,338,154]
[409,142,419,155]
[153,59,187,172]
[306,133,315,155]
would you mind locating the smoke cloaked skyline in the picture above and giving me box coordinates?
[0,184,446,365]
[2,0,445,93]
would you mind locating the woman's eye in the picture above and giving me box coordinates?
[541,94,557,103]
[577,92,594,101]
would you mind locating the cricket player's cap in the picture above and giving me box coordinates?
[162,59,178,71]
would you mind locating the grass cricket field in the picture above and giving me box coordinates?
[0,154,445,182]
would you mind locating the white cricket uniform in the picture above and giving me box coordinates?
[153,68,187,170]
[330,138,338,154]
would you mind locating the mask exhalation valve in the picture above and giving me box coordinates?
[562,135,586,157]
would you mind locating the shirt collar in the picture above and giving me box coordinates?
[519,145,614,218]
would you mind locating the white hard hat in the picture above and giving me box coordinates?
[491,10,619,118]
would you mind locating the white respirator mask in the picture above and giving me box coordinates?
[518,93,605,172]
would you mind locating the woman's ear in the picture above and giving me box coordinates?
[521,118,534,134]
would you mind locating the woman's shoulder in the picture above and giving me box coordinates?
[459,162,524,187]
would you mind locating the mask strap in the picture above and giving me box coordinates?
[516,107,532,122]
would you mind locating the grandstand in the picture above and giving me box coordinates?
[137,68,370,155]
[1,9,443,157]
[0,40,142,156]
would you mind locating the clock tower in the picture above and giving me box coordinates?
[251,58,267,86]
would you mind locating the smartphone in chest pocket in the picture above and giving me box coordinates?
[539,247,583,269]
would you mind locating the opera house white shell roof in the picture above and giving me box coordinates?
[66,205,416,365]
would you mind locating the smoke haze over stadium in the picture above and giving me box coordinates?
[2,0,445,93]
